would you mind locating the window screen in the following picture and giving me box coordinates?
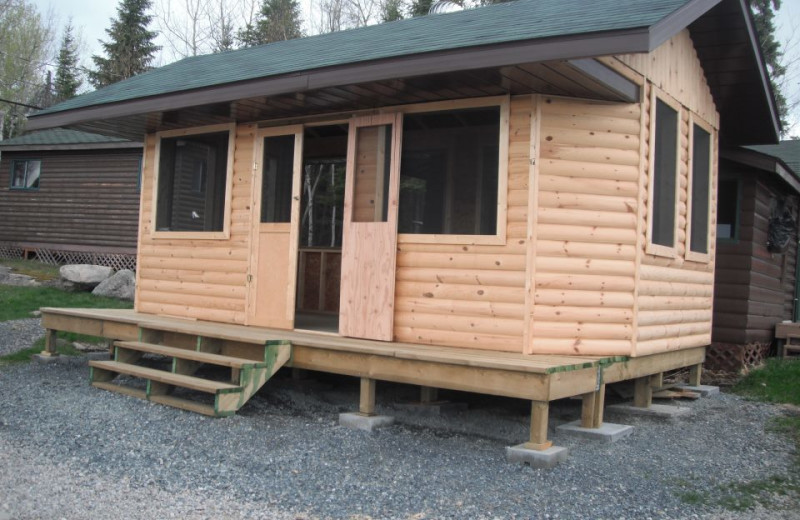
[10,160,41,190]
[399,106,500,235]
[689,125,711,254]
[261,134,295,223]
[156,131,229,232]
[651,99,678,247]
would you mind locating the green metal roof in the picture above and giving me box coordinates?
[747,140,800,176]
[34,0,691,116]
[0,128,130,147]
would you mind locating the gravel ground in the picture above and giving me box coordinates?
[0,323,798,519]
[0,318,45,356]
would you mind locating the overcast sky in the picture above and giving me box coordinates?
[28,0,800,134]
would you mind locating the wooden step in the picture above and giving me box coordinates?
[149,394,218,416]
[89,360,242,394]
[92,381,148,400]
[115,341,264,369]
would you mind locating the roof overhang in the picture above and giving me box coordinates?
[721,147,800,194]
[0,141,142,152]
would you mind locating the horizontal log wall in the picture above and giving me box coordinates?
[529,97,640,356]
[135,125,255,323]
[0,149,141,250]
[393,96,528,352]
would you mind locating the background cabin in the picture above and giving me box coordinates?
[712,141,800,369]
[0,128,143,270]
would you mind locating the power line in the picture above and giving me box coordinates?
[0,97,42,110]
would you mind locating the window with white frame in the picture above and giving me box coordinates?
[10,159,41,190]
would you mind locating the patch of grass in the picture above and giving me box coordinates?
[0,258,61,281]
[732,359,800,405]
[0,333,107,364]
[0,285,131,322]
[675,359,800,512]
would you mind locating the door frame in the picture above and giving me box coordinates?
[246,125,304,327]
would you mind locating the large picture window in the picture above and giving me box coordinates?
[155,129,230,233]
[649,97,679,251]
[398,106,500,236]
[10,159,41,190]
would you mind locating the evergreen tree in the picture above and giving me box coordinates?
[89,0,160,88]
[409,0,433,17]
[749,0,788,129]
[54,22,82,102]
[381,0,405,22]
[237,0,303,47]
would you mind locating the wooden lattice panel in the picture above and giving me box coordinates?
[31,248,136,271]
[705,342,771,373]
[0,246,24,260]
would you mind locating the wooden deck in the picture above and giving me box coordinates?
[40,307,706,450]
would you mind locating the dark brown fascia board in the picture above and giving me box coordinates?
[735,0,781,141]
[649,0,721,49]
[26,28,655,132]
[722,148,800,194]
[0,141,142,152]
[565,59,640,101]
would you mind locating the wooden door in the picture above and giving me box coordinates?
[339,114,402,340]
[248,126,303,329]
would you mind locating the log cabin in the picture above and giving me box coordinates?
[0,128,142,269]
[723,140,800,362]
[25,0,781,463]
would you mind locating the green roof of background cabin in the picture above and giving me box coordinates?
[35,0,692,116]
[748,140,800,176]
[0,128,131,147]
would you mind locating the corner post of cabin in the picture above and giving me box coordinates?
[359,377,376,416]
[688,363,702,387]
[41,329,59,357]
[633,377,653,408]
[580,384,606,429]
[526,401,552,450]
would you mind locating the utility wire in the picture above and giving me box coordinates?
[0,97,42,110]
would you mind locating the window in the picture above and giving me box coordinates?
[649,97,679,252]
[398,106,501,236]
[716,179,739,240]
[260,134,295,223]
[155,128,231,233]
[10,160,41,190]
[688,122,712,256]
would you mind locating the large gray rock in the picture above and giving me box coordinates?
[91,269,135,300]
[59,264,114,287]
[0,267,40,287]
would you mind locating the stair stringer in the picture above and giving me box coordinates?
[215,340,292,416]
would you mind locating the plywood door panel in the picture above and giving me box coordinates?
[339,113,402,341]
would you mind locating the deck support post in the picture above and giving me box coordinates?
[580,384,605,429]
[633,376,653,408]
[420,386,438,404]
[42,329,59,357]
[359,377,376,416]
[688,363,702,387]
[524,400,552,451]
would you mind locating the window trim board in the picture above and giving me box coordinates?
[685,114,715,263]
[9,158,42,191]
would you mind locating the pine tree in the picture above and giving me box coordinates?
[381,0,405,22]
[237,0,303,48]
[409,0,433,16]
[54,22,82,102]
[749,0,788,129]
[89,0,161,88]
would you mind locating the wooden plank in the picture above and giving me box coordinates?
[359,377,376,416]
[92,381,148,400]
[525,401,552,451]
[115,341,264,369]
[149,394,217,416]
[88,360,241,394]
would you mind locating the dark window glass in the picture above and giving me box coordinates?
[261,134,295,223]
[652,99,678,247]
[156,131,229,232]
[399,106,500,235]
[10,160,41,189]
[717,179,739,240]
[690,125,711,253]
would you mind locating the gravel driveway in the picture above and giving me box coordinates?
[0,324,797,519]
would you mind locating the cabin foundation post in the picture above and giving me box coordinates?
[525,401,553,451]
[359,377,376,416]
[580,384,605,429]
[688,363,702,387]
[339,377,395,432]
[42,329,59,357]
[506,400,568,467]
[420,386,438,404]
[633,376,653,408]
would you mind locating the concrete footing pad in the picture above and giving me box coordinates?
[506,444,569,468]
[607,403,691,419]
[556,421,634,442]
[395,401,468,416]
[32,354,61,364]
[339,412,395,432]
[677,384,720,397]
